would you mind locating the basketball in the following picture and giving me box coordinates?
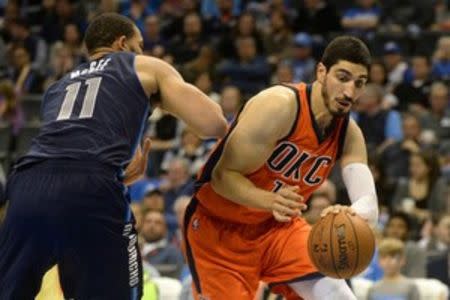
[307,211,375,279]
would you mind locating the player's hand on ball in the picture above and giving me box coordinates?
[320,204,356,219]
[272,185,307,222]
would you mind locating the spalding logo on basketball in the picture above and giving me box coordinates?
[307,211,375,279]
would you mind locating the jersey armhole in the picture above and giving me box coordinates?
[277,84,301,142]
[336,117,350,160]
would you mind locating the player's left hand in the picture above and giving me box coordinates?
[123,137,151,186]
[320,204,356,219]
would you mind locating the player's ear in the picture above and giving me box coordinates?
[115,35,128,51]
[316,62,327,84]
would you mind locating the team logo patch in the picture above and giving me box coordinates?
[192,218,200,230]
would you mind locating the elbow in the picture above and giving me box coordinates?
[200,114,228,139]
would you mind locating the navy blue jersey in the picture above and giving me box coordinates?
[18,52,151,169]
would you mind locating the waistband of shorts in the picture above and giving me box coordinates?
[14,158,122,177]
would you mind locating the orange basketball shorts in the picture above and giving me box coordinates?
[182,198,323,300]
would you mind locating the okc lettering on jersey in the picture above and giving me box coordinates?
[267,141,332,186]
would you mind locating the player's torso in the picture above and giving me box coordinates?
[195,83,348,224]
[18,52,151,169]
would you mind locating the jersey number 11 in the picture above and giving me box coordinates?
[57,77,102,121]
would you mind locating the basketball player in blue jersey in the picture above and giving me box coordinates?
[0,13,227,299]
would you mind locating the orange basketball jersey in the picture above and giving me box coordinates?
[195,83,349,224]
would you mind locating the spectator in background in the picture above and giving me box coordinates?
[143,15,167,54]
[367,238,420,300]
[263,10,293,66]
[294,0,341,36]
[44,43,75,88]
[41,0,86,44]
[218,11,264,59]
[146,108,181,177]
[219,85,242,123]
[142,186,165,213]
[217,36,270,96]
[170,12,207,65]
[8,19,48,72]
[303,193,333,225]
[418,214,450,255]
[393,151,448,222]
[394,55,433,112]
[0,80,24,136]
[121,0,151,34]
[160,158,195,215]
[273,60,294,84]
[181,46,216,83]
[431,0,450,31]
[352,83,403,154]
[368,155,397,214]
[161,128,210,177]
[341,0,381,37]
[431,36,450,82]
[384,212,427,278]
[383,42,409,90]
[10,46,44,95]
[381,114,423,180]
[140,210,185,278]
[380,0,434,33]
[289,32,316,83]
[62,23,86,65]
[420,82,450,142]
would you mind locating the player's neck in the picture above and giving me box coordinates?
[311,82,333,130]
[89,47,116,61]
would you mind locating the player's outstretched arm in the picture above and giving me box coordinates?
[135,56,227,139]
[211,86,306,222]
[335,120,379,227]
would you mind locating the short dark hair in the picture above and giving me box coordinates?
[84,13,136,55]
[388,212,412,231]
[321,36,371,71]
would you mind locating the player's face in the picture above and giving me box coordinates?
[318,61,368,117]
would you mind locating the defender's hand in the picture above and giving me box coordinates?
[271,185,307,222]
[124,138,151,186]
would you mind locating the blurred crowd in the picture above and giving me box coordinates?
[0,0,449,299]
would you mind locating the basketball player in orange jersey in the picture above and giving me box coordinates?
[183,36,379,299]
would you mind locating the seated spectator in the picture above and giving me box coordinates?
[143,15,167,54]
[169,12,208,65]
[181,46,216,83]
[44,43,75,88]
[368,155,397,214]
[121,0,152,33]
[146,108,181,177]
[8,18,47,72]
[394,55,433,112]
[418,214,450,255]
[140,210,185,278]
[383,42,409,90]
[9,46,44,95]
[303,193,333,225]
[263,10,293,66]
[288,32,316,83]
[272,60,294,84]
[384,212,427,278]
[368,60,399,109]
[294,0,341,35]
[160,158,195,215]
[192,72,220,103]
[380,113,422,180]
[219,85,242,123]
[62,23,86,65]
[431,0,450,31]
[380,0,434,33]
[352,83,403,154]
[216,36,270,97]
[142,186,165,213]
[431,36,450,82]
[367,238,420,300]
[341,0,381,37]
[161,128,210,177]
[392,151,448,221]
[0,79,24,136]
[420,82,450,142]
